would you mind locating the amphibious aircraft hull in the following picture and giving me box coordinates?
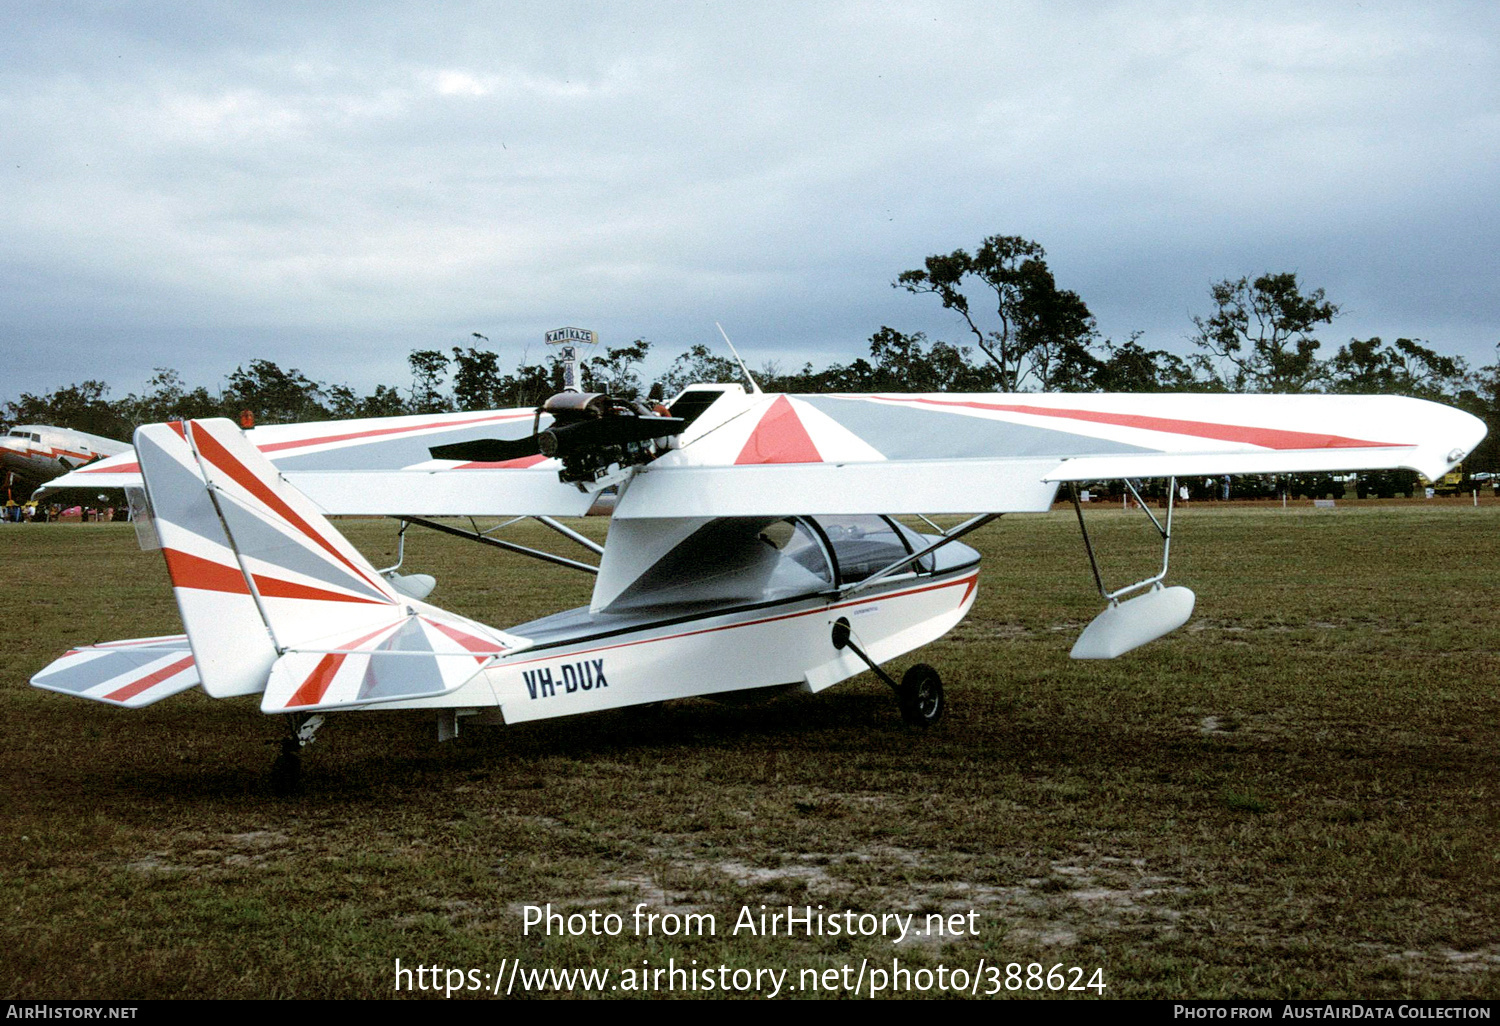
[378,557,979,726]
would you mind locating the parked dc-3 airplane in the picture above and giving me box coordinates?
[30,384,1486,789]
[1,424,129,496]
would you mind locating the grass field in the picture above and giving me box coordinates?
[3,502,1498,1000]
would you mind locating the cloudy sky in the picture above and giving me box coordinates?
[4,1,1497,404]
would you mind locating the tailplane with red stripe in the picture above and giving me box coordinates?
[31,636,199,708]
[127,418,521,710]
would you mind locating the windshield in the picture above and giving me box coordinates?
[813,515,915,583]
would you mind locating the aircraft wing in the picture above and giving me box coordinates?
[39,406,598,516]
[608,391,1486,518]
[37,390,1486,519]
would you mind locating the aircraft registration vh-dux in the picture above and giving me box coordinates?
[30,384,1486,790]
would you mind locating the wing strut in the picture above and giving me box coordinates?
[398,516,599,575]
[1069,478,1176,602]
[1067,479,1195,659]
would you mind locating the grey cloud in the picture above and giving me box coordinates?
[3,1,1497,403]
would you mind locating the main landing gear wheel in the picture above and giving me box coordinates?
[897,663,944,726]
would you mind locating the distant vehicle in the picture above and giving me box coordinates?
[1355,469,1419,499]
[0,424,130,497]
[1427,464,1469,497]
[1286,472,1345,500]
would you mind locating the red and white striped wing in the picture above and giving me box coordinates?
[609,390,1486,518]
[54,389,1488,520]
[52,407,594,516]
[31,635,198,708]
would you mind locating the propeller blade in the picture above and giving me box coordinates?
[428,436,543,463]
[540,416,687,457]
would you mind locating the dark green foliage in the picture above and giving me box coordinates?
[124,369,224,426]
[894,234,1101,391]
[3,380,134,439]
[1328,337,1470,403]
[1092,334,1205,393]
[407,349,451,413]
[222,359,332,424]
[450,346,507,411]
[1191,273,1339,393]
[658,343,745,397]
[581,340,652,400]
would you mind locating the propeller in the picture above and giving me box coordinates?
[429,393,686,465]
[428,435,544,463]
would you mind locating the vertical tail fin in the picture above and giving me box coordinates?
[135,421,281,697]
[138,418,519,711]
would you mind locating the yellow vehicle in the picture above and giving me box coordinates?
[1427,463,1468,496]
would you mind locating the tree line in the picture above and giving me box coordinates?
[6,233,1497,468]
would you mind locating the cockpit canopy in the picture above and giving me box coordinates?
[601,514,944,613]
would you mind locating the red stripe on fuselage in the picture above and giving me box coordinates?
[847,395,1402,450]
[500,571,979,670]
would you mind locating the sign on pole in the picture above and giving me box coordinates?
[546,327,597,392]
[545,327,597,346]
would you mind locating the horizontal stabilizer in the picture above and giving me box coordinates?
[31,635,199,708]
[261,613,522,713]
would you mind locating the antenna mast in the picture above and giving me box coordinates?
[716,323,762,394]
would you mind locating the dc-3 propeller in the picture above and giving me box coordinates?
[428,392,687,483]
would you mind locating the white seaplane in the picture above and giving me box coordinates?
[30,380,1486,790]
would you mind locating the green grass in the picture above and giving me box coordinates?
[3,503,1499,999]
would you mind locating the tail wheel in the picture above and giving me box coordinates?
[270,738,301,797]
[897,663,944,726]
